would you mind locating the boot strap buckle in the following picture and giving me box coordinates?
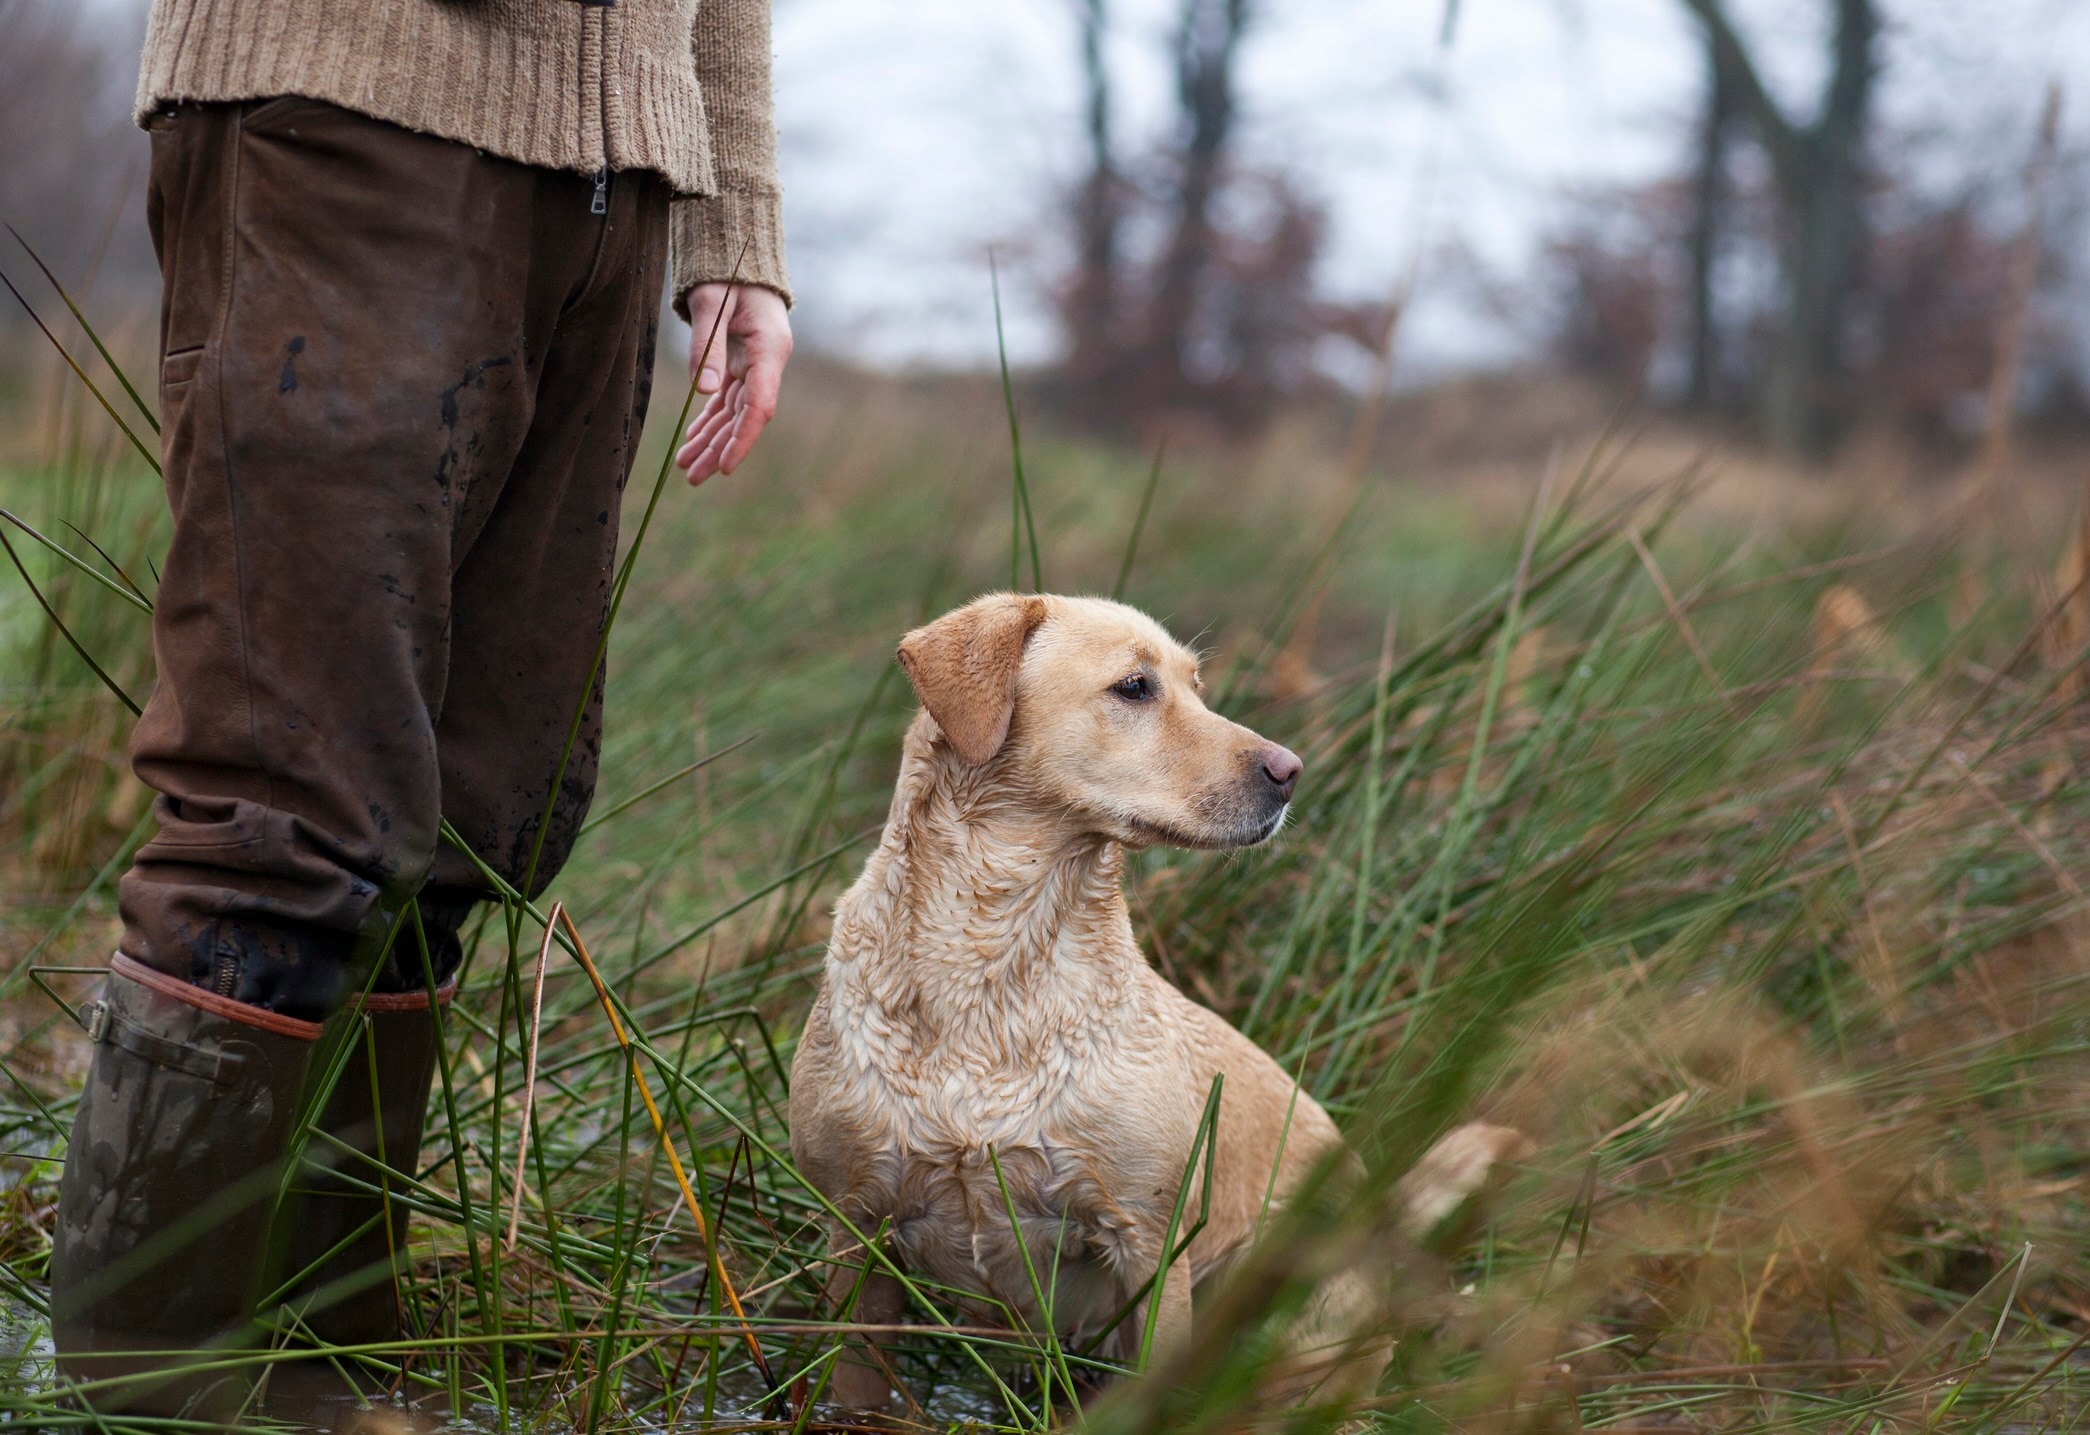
[85,997,245,1085]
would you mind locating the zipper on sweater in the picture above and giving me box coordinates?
[593,2,614,216]
[576,0,614,214]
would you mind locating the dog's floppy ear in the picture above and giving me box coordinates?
[897,594,1049,765]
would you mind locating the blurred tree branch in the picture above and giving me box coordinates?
[1066,0,1126,425]
[1678,0,1878,455]
[1684,40,1735,411]
[1677,0,1799,183]
[1142,0,1254,408]
[1053,0,1342,437]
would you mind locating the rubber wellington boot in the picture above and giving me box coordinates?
[51,953,325,1417]
[275,980,453,1351]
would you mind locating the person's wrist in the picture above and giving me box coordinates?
[686,281,789,307]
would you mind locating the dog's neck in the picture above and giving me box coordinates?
[827,720,1144,1046]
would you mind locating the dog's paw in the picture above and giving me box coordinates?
[1395,1121,1535,1239]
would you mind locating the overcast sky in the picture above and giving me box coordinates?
[51,0,2090,379]
[766,0,2090,376]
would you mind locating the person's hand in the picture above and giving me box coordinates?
[677,283,792,485]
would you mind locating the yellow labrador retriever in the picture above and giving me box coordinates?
[789,593,1377,1408]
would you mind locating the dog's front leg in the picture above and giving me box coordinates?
[1149,1255,1194,1358]
[824,1232,903,1410]
[1114,1250,1194,1370]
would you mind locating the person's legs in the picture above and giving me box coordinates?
[282,164,670,1352]
[54,97,660,1407]
[115,96,559,1018]
[421,172,669,917]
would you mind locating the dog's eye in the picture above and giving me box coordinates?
[1111,674,1154,702]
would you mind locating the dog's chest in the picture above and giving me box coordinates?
[833,969,1180,1161]
[831,923,1169,1128]
[815,968,1197,1317]
[883,1138,1142,1333]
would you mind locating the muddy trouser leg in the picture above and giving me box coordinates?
[283,151,670,1354]
[52,96,668,1406]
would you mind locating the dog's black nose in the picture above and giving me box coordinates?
[1259,743,1302,801]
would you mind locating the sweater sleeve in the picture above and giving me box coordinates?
[671,0,791,315]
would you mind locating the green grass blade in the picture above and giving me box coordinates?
[1112,444,1165,602]
[990,253,1043,593]
[8,225,160,436]
[0,527,141,715]
[0,264,159,474]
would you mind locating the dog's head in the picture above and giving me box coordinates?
[896,593,1301,849]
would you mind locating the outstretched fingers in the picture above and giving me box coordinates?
[717,346,783,476]
[675,282,791,484]
[677,380,742,485]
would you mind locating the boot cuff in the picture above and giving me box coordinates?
[108,952,325,1041]
[352,978,459,1014]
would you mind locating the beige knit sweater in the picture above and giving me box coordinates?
[135,0,789,307]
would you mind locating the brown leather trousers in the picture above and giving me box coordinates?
[119,98,668,1020]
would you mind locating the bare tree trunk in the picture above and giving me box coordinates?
[1681,0,1876,456]
[1067,0,1123,422]
[1762,0,1875,453]
[1972,83,2064,495]
[1143,0,1251,413]
[1684,42,1732,410]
